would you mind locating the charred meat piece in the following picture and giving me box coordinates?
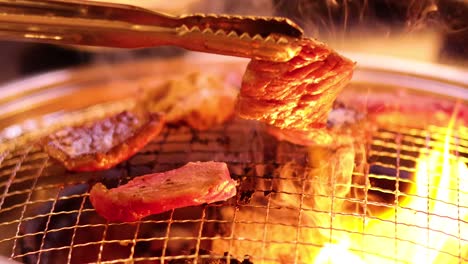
[145,73,238,130]
[237,38,355,130]
[89,161,237,222]
[42,111,165,172]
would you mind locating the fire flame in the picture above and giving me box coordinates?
[212,106,467,264]
[315,127,468,263]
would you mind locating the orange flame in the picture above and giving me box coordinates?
[314,125,468,263]
[212,104,467,264]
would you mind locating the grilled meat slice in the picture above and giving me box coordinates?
[89,161,237,222]
[42,111,165,172]
[237,38,355,130]
[145,73,238,130]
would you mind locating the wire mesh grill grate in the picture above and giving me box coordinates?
[0,116,466,263]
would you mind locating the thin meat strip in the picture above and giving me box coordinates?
[89,161,237,222]
[237,37,355,131]
[42,111,165,172]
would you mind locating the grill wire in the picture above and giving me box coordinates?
[0,114,466,263]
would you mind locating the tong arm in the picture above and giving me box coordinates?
[0,0,304,61]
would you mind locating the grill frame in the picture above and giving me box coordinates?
[0,54,466,264]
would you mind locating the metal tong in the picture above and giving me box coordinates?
[0,0,304,62]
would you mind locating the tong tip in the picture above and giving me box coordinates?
[176,14,304,61]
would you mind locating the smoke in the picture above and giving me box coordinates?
[406,0,439,31]
[265,0,465,37]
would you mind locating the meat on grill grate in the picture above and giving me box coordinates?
[144,73,238,131]
[41,110,165,172]
[1,56,466,264]
[90,161,237,222]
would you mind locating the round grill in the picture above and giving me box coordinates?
[0,56,466,263]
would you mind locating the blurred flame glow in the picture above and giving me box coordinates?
[314,241,365,264]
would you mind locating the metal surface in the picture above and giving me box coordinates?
[0,56,466,263]
[0,0,302,62]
